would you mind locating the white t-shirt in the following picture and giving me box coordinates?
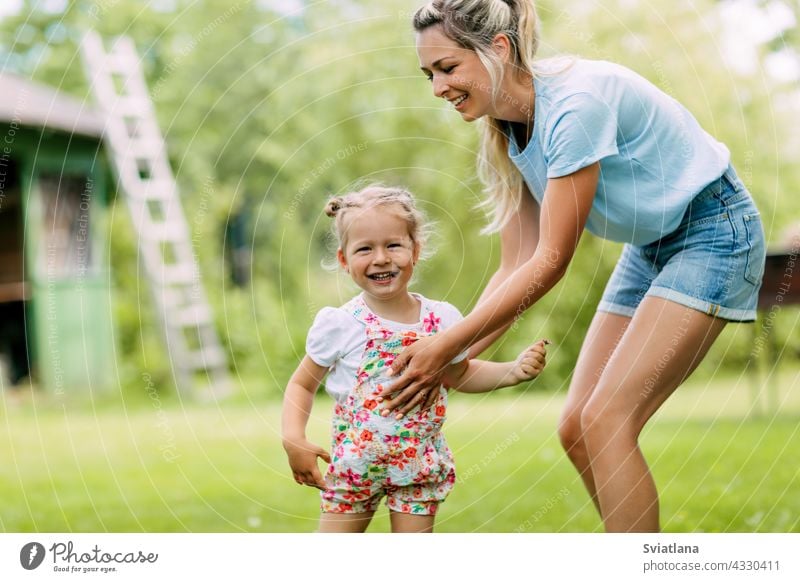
[305,293,468,403]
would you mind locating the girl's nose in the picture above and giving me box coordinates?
[372,249,389,264]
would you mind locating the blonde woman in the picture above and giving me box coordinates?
[381,0,766,532]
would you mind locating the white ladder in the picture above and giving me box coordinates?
[81,31,231,399]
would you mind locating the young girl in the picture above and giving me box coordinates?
[281,184,548,533]
[378,0,766,532]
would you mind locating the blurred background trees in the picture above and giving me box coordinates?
[2,0,797,398]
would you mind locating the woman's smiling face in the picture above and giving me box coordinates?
[416,25,495,122]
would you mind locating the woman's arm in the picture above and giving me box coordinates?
[281,356,331,490]
[383,163,599,415]
[468,185,540,358]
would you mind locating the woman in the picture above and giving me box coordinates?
[381,0,766,532]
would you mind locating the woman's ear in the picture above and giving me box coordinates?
[337,248,349,272]
[492,33,512,62]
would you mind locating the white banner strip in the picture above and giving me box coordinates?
[1,533,798,580]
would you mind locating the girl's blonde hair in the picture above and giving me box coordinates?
[413,0,541,233]
[325,184,431,256]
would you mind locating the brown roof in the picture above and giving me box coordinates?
[0,72,104,138]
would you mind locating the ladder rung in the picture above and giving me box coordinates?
[152,264,196,285]
[186,348,227,369]
[111,96,150,116]
[126,138,165,157]
[121,178,177,200]
[139,223,190,241]
[103,53,137,75]
[170,306,213,327]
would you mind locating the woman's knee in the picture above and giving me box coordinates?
[579,396,638,451]
[557,407,586,454]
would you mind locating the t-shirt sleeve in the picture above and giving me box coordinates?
[436,301,469,365]
[544,92,619,178]
[305,307,346,368]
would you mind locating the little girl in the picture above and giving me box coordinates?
[281,184,547,533]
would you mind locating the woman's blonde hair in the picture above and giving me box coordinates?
[324,183,432,256]
[413,0,541,233]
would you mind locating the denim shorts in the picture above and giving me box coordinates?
[597,165,766,322]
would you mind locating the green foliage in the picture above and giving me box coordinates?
[3,0,797,398]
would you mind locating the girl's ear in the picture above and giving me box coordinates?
[412,243,421,265]
[337,248,349,272]
[492,33,512,62]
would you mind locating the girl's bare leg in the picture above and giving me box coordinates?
[318,511,375,533]
[581,297,726,532]
[389,511,435,533]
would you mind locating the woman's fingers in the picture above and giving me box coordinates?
[380,371,420,411]
[422,387,439,410]
[391,384,432,418]
[387,341,417,378]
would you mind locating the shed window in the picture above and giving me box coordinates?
[39,173,95,278]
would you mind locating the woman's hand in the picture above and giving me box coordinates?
[380,333,458,418]
[283,438,331,490]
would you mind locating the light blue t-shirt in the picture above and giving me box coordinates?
[507,59,730,246]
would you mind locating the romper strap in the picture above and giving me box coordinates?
[340,295,382,328]
[340,293,441,333]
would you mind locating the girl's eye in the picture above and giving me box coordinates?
[356,247,370,253]
[388,243,402,249]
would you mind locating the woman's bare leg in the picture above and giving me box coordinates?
[558,310,631,514]
[581,297,727,532]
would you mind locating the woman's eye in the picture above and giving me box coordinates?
[442,66,455,74]
[425,73,433,82]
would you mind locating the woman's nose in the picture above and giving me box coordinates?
[432,75,449,98]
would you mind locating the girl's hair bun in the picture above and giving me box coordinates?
[325,196,343,217]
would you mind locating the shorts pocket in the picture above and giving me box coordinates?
[743,213,766,286]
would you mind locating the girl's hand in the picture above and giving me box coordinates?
[282,438,331,490]
[511,340,549,383]
[381,333,457,418]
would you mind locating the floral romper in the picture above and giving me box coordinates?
[321,296,456,516]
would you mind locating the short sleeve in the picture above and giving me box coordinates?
[306,307,346,368]
[544,92,619,178]
[433,301,469,365]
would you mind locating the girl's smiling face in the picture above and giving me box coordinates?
[337,205,419,306]
[416,25,495,122]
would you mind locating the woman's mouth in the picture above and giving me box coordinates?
[451,94,468,110]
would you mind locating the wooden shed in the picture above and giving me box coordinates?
[0,72,114,394]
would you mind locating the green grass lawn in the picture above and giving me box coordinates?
[1,368,799,533]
